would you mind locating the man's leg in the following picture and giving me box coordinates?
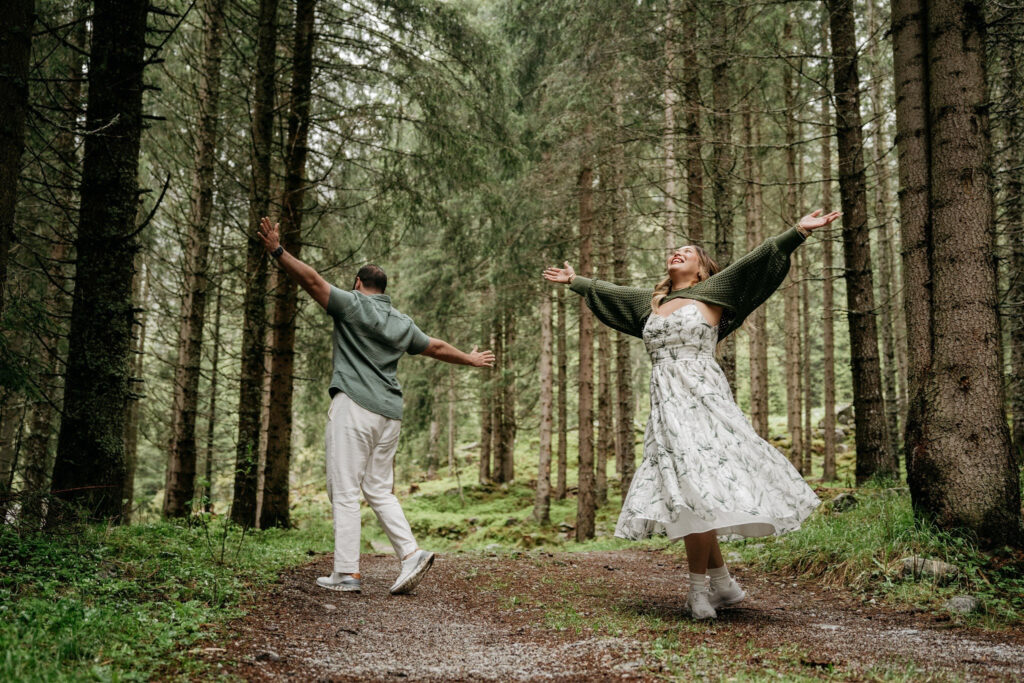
[325,392,374,575]
[360,417,418,561]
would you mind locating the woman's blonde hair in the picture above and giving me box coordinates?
[651,245,720,312]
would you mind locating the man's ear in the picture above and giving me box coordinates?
[353,276,361,291]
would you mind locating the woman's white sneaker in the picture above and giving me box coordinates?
[687,590,718,620]
[389,549,435,595]
[708,578,746,608]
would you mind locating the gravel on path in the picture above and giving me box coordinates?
[185,549,1024,681]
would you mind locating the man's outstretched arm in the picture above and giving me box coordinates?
[257,217,331,309]
[420,339,495,368]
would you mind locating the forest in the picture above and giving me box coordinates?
[1,0,1023,678]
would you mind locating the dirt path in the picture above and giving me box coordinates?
[188,549,1024,681]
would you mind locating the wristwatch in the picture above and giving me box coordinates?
[271,245,284,258]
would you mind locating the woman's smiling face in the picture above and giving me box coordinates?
[667,245,701,281]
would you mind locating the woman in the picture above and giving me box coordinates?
[543,209,839,620]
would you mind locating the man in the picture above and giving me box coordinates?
[257,217,494,595]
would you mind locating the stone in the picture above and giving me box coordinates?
[901,556,961,583]
[836,404,855,425]
[370,539,392,553]
[323,604,337,611]
[726,551,743,563]
[255,650,282,662]
[830,492,858,512]
[944,595,980,614]
[558,522,575,532]
[484,543,503,553]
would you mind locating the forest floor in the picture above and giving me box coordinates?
[181,548,1024,681]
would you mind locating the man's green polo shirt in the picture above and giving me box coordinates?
[326,285,431,420]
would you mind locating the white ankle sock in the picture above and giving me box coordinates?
[689,572,708,593]
[708,565,731,589]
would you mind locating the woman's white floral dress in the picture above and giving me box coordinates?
[615,303,820,541]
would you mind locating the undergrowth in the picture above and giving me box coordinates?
[0,516,331,681]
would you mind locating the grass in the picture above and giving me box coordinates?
[0,515,332,681]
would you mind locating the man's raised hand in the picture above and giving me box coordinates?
[257,216,281,252]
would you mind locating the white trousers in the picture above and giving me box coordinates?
[325,392,418,573]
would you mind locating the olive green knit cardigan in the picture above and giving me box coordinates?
[567,227,807,340]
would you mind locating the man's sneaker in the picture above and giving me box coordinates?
[316,572,362,592]
[708,578,746,609]
[389,549,435,595]
[686,590,717,620]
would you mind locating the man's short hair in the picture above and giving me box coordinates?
[355,264,387,293]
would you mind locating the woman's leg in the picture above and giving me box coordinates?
[683,530,718,618]
[682,530,716,574]
[707,535,724,570]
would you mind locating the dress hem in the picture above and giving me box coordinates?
[614,504,817,543]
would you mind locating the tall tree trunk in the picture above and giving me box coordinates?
[50,0,148,523]
[576,137,596,541]
[122,256,148,523]
[0,0,33,313]
[595,219,613,507]
[202,259,224,513]
[612,99,635,492]
[663,0,678,251]
[745,109,770,436]
[800,247,813,475]
[866,0,902,461]
[783,24,804,473]
[165,0,227,518]
[500,309,516,483]
[447,367,457,476]
[710,1,735,388]
[798,119,813,475]
[828,0,895,483]
[534,291,553,524]
[490,311,505,483]
[261,0,316,529]
[232,0,279,526]
[555,286,568,499]
[427,407,440,478]
[682,0,703,245]
[895,0,1021,545]
[891,0,931,490]
[744,110,769,438]
[820,33,838,481]
[479,318,492,484]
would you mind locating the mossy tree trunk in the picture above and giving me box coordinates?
[50,0,149,523]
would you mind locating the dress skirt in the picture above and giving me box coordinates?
[615,303,820,542]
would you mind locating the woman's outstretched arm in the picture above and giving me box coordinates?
[544,262,651,338]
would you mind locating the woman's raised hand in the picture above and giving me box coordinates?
[798,209,842,233]
[543,261,576,285]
